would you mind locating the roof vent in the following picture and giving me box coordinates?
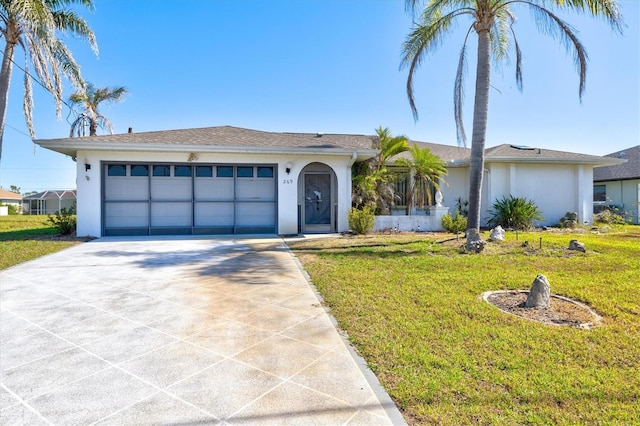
[510,144,535,150]
[316,132,323,137]
[128,127,133,133]
[619,152,626,158]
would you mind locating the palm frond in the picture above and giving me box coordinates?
[401,7,472,120]
[526,3,589,99]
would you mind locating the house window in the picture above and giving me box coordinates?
[594,185,606,202]
[153,165,171,176]
[257,167,274,178]
[392,174,409,208]
[216,166,233,178]
[174,165,192,177]
[237,166,254,178]
[108,164,126,176]
[130,165,148,176]
[196,166,213,177]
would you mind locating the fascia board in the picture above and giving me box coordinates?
[35,140,379,160]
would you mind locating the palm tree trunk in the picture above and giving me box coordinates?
[0,41,16,162]
[465,27,492,247]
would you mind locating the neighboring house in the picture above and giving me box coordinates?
[34,126,622,237]
[22,190,77,215]
[0,188,23,215]
[593,145,640,224]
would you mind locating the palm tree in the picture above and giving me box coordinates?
[0,0,98,160]
[68,83,128,137]
[401,0,623,250]
[396,143,447,214]
[352,126,410,214]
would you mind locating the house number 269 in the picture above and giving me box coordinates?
[282,179,293,184]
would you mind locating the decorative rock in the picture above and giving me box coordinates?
[568,240,586,252]
[525,274,550,308]
[489,225,505,242]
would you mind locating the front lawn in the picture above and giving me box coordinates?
[0,215,79,270]
[288,227,640,425]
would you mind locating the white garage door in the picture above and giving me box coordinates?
[103,163,277,236]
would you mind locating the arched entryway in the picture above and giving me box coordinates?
[298,163,337,233]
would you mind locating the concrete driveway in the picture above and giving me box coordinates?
[0,236,405,425]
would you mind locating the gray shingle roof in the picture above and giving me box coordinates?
[483,144,619,164]
[35,125,622,168]
[593,145,640,181]
[38,126,376,150]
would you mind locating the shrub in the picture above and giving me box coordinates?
[594,208,627,225]
[442,210,467,239]
[488,195,543,230]
[348,207,375,235]
[48,205,77,235]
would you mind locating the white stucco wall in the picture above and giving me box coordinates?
[440,167,468,212]
[483,162,594,226]
[75,149,355,237]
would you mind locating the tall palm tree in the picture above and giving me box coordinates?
[396,143,447,214]
[402,0,622,250]
[68,83,128,136]
[0,0,97,160]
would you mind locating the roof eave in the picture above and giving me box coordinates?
[485,156,626,166]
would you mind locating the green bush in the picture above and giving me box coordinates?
[47,205,77,235]
[488,195,543,230]
[594,208,627,225]
[348,207,375,235]
[441,210,467,239]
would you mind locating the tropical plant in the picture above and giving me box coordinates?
[0,0,98,160]
[68,83,128,136]
[396,143,447,213]
[488,195,543,230]
[352,126,410,214]
[455,197,469,217]
[401,0,623,250]
[348,207,375,234]
[441,209,467,240]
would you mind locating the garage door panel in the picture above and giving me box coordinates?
[236,202,275,226]
[151,202,192,227]
[194,178,234,200]
[236,179,275,200]
[105,177,148,200]
[105,202,149,227]
[194,202,234,226]
[151,178,192,201]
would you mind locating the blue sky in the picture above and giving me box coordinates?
[1,0,638,193]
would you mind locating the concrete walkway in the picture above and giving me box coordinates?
[0,236,405,425]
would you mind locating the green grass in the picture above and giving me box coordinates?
[0,215,79,270]
[289,226,640,425]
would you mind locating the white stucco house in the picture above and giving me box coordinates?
[593,145,639,224]
[34,125,622,237]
